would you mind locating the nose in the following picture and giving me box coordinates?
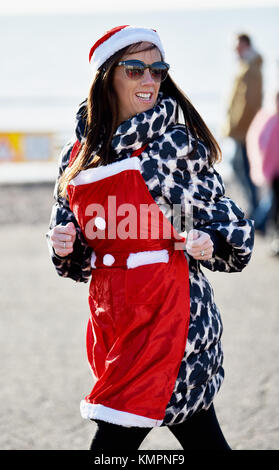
[140,68,156,85]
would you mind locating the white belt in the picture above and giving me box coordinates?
[90,249,169,269]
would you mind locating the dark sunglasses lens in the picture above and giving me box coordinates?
[150,62,169,82]
[121,61,169,81]
[124,66,144,79]
[150,68,168,81]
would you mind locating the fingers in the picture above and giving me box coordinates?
[186,230,214,260]
[64,222,77,237]
[55,222,76,237]
[49,222,77,257]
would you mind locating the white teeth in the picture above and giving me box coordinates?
[136,93,152,100]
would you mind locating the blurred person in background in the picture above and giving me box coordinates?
[223,33,263,226]
[47,25,254,451]
[246,91,279,255]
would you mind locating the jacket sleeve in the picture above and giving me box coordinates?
[46,137,92,283]
[160,136,255,273]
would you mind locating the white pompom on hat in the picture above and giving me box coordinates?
[89,25,165,75]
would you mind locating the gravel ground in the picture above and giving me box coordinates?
[0,179,278,450]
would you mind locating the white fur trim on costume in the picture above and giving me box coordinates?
[80,401,163,427]
[69,157,141,186]
[90,26,165,74]
[127,249,169,269]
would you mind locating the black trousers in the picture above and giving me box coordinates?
[90,404,231,451]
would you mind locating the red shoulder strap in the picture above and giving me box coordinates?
[69,141,147,166]
[130,144,148,158]
[68,140,82,167]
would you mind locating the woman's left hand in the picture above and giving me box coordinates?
[185,229,214,261]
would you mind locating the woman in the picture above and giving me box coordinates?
[246,90,279,254]
[47,25,254,450]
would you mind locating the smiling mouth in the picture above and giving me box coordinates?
[135,92,153,102]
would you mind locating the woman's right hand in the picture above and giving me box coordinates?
[49,222,77,257]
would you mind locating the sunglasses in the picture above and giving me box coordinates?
[117,60,170,82]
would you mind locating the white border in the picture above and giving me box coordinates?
[127,249,169,269]
[69,157,141,186]
[80,401,163,427]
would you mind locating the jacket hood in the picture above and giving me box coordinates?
[241,48,263,68]
[74,99,87,143]
[252,53,263,68]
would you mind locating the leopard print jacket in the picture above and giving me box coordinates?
[47,92,254,426]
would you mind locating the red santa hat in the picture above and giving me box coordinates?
[89,25,165,74]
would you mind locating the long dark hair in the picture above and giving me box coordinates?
[59,42,222,197]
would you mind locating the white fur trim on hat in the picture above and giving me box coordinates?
[89,25,165,75]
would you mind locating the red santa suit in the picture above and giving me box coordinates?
[67,147,190,427]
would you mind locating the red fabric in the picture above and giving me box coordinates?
[89,25,129,63]
[68,140,82,167]
[130,144,148,157]
[67,152,190,421]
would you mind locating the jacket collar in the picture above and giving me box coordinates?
[111,92,177,155]
[75,92,178,155]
